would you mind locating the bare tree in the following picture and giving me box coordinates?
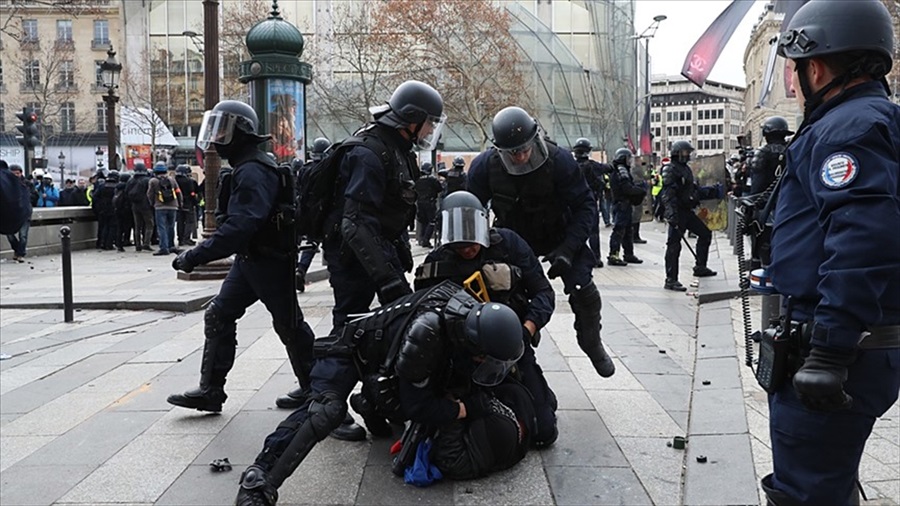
[219,0,271,101]
[120,49,172,164]
[367,0,530,149]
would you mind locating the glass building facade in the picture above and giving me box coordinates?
[141,0,639,154]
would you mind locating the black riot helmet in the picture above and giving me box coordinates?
[175,164,191,176]
[490,106,550,175]
[463,302,525,386]
[452,156,465,169]
[310,137,331,161]
[761,116,794,141]
[572,138,592,159]
[613,148,633,167]
[106,170,120,183]
[440,190,490,248]
[420,162,433,176]
[371,80,446,151]
[777,0,894,118]
[196,100,267,150]
[670,140,694,164]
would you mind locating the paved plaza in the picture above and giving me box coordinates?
[1,221,897,505]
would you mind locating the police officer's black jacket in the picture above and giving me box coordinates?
[184,149,294,265]
[576,158,608,202]
[414,175,443,205]
[414,228,554,328]
[660,160,700,221]
[467,144,597,257]
[442,169,466,196]
[609,163,646,205]
[750,142,786,195]
[175,174,198,209]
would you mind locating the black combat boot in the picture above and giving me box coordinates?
[623,254,643,264]
[569,283,616,377]
[693,266,717,277]
[329,413,367,441]
[275,387,310,410]
[350,392,394,437]
[607,255,628,266]
[664,279,687,292]
[167,387,227,412]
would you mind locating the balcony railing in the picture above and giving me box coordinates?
[91,39,111,50]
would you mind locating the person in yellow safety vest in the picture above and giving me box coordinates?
[651,158,668,221]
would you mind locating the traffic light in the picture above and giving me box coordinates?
[15,108,40,149]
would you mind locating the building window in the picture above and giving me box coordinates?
[679,111,685,121]
[718,109,724,119]
[96,102,107,132]
[0,103,5,132]
[24,60,40,88]
[59,60,74,88]
[717,139,723,150]
[23,19,38,42]
[94,60,105,86]
[57,20,73,42]
[667,111,672,122]
[0,59,4,87]
[60,102,75,133]
[686,111,692,121]
[686,126,691,135]
[93,20,110,45]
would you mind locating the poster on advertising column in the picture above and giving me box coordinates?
[266,79,305,164]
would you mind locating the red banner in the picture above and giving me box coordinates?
[681,0,755,87]
[639,103,652,155]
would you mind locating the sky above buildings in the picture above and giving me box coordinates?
[635,0,769,87]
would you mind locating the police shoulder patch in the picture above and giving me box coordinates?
[819,152,859,189]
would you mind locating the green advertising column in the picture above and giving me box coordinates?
[239,1,312,165]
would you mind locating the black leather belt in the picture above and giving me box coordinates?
[859,325,900,349]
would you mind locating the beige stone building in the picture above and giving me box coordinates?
[0,0,123,172]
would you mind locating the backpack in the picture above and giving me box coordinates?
[127,178,146,205]
[295,132,392,242]
[156,176,176,204]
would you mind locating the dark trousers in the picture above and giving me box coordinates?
[261,355,359,461]
[205,256,316,388]
[177,208,195,243]
[155,208,177,253]
[664,212,711,281]
[117,211,133,247]
[609,202,634,257]
[559,244,596,295]
[518,343,557,444]
[132,207,154,248]
[587,199,601,265]
[298,248,317,276]
[768,348,900,504]
[98,214,118,249]
[5,220,30,257]
[599,194,611,226]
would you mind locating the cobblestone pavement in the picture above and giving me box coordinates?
[1,221,897,505]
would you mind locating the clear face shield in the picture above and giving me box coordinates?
[415,113,447,151]
[196,110,239,150]
[472,347,524,387]
[497,131,550,175]
[440,206,490,247]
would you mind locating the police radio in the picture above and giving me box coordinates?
[755,326,790,393]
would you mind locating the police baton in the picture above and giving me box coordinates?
[677,225,698,260]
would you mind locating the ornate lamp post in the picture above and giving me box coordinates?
[100,46,122,172]
[58,151,65,186]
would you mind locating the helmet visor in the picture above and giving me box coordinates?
[497,135,549,175]
[472,348,524,387]
[416,113,448,151]
[441,207,490,247]
[196,110,238,150]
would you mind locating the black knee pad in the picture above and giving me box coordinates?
[204,303,235,341]
[308,392,348,439]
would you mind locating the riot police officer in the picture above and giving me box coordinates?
[572,138,608,268]
[660,140,718,291]
[764,1,900,504]
[467,106,615,378]
[169,100,316,416]
[750,116,793,195]
[322,80,445,332]
[439,156,467,196]
[414,191,559,446]
[414,162,442,247]
[235,284,525,505]
[606,148,645,267]
[292,137,330,295]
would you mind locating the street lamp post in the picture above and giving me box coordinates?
[100,46,122,172]
[58,151,66,187]
[632,15,666,159]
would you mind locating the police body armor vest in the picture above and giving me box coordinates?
[750,143,786,195]
[662,161,699,210]
[445,171,466,194]
[414,230,530,319]
[359,124,419,239]
[216,153,297,258]
[486,143,565,256]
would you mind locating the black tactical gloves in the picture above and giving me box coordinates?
[394,239,414,273]
[378,277,412,305]
[172,250,195,273]
[793,346,856,411]
[543,244,574,279]
[524,326,541,347]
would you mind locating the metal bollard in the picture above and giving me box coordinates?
[60,226,74,323]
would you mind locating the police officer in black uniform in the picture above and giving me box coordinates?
[763,1,900,504]
[660,140,718,291]
[750,116,793,195]
[292,137,330,295]
[439,155,467,195]
[234,283,525,505]
[606,148,645,267]
[174,164,199,246]
[415,191,559,446]
[572,138,608,268]
[322,80,446,332]
[467,106,615,378]
[413,162,442,247]
[168,100,316,415]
